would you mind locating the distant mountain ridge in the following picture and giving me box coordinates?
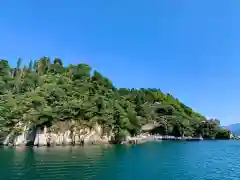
[224,123,240,135]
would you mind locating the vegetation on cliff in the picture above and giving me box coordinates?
[0,57,230,141]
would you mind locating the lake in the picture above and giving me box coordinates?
[0,141,239,180]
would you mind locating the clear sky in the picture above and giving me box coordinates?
[0,0,239,125]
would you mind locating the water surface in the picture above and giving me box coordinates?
[0,141,239,180]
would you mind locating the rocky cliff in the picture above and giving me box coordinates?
[3,122,113,146]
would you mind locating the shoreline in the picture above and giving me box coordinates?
[0,138,233,148]
[125,135,204,144]
[1,134,233,147]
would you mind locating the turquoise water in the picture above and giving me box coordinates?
[0,141,240,180]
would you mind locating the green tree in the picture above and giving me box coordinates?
[0,57,230,142]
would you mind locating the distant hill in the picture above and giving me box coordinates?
[224,123,240,135]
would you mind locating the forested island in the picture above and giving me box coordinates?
[0,57,231,146]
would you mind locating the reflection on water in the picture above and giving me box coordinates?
[1,141,240,180]
[1,145,117,180]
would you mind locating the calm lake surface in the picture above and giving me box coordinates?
[0,141,240,180]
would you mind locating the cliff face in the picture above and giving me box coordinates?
[3,122,113,146]
[3,122,35,146]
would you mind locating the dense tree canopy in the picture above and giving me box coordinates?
[0,57,231,140]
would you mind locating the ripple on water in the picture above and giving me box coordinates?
[0,141,240,180]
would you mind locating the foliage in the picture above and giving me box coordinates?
[0,57,230,140]
[215,129,231,139]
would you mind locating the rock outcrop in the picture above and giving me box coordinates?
[3,122,35,146]
[3,122,113,146]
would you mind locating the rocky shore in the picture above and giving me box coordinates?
[1,121,227,147]
[1,122,112,146]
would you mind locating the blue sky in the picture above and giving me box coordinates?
[0,0,239,125]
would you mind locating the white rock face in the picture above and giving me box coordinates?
[34,130,73,146]
[34,126,48,146]
[33,123,113,146]
[3,132,14,145]
[3,122,35,146]
[4,122,113,146]
[14,126,27,146]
